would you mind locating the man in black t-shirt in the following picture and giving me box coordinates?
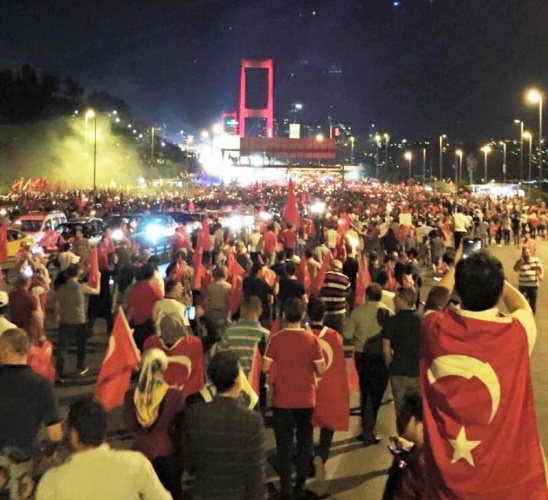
[381,287,422,431]
[277,261,307,312]
[243,262,273,326]
[0,328,62,498]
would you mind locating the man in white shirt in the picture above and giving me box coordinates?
[36,400,171,500]
[0,291,16,335]
[452,207,470,250]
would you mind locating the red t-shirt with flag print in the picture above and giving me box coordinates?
[264,328,323,409]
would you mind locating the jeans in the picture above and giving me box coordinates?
[273,407,314,498]
[354,352,389,439]
[454,231,466,250]
[56,323,87,376]
[390,375,420,432]
[317,428,335,464]
[519,286,538,314]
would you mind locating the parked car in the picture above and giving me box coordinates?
[55,218,106,246]
[6,228,35,258]
[12,211,67,243]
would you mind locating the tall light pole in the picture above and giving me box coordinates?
[455,149,463,185]
[499,141,507,184]
[316,133,324,167]
[439,134,447,179]
[404,151,412,181]
[422,147,427,184]
[514,119,524,181]
[524,131,533,192]
[349,136,355,164]
[86,109,97,192]
[526,89,543,188]
[384,133,390,175]
[151,126,155,167]
[481,145,492,182]
[374,134,381,179]
[293,103,303,123]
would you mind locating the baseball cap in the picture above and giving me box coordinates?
[0,291,9,307]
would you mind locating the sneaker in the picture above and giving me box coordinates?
[77,366,90,376]
[313,456,325,481]
[55,376,66,386]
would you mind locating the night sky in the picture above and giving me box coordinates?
[1,0,547,141]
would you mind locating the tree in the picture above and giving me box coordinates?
[63,76,84,99]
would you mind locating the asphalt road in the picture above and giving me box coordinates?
[47,241,548,499]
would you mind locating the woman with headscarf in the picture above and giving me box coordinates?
[124,348,185,499]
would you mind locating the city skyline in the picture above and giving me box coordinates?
[1,0,547,141]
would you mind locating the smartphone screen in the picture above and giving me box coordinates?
[462,238,482,258]
[186,306,196,321]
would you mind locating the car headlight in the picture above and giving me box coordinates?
[145,224,161,244]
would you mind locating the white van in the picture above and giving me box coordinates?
[13,211,68,244]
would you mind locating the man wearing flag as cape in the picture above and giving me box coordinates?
[421,248,548,499]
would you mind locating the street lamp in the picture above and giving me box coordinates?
[404,151,412,181]
[349,136,355,164]
[212,123,223,135]
[439,134,447,179]
[514,119,524,180]
[200,130,209,140]
[481,145,492,182]
[422,147,427,184]
[374,134,381,179]
[524,131,533,188]
[293,103,303,123]
[85,109,97,191]
[499,141,507,184]
[526,88,543,187]
[384,133,390,173]
[455,149,463,185]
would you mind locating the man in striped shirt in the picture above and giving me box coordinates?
[320,259,351,333]
[224,296,269,376]
[513,247,543,314]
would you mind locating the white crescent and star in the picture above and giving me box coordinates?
[427,354,501,467]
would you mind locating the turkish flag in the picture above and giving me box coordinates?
[421,308,548,499]
[0,220,7,263]
[226,247,236,281]
[27,340,55,381]
[228,261,245,314]
[312,326,349,431]
[11,179,21,191]
[248,346,263,396]
[94,309,140,411]
[355,254,371,306]
[192,248,206,291]
[143,335,204,403]
[282,179,300,228]
[87,246,99,288]
[299,256,311,295]
[310,252,331,296]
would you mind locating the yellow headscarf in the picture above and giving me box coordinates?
[133,348,169,428]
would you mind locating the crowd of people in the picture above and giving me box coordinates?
[0,179,547,499]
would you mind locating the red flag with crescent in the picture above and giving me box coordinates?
[355,254,371,306]
[87,246,99,288]
[421,308,548,499]
[248,346,263,396]
[282,179,300,228]
[299,256,311,295]
[310,252,331,296]
[311,326,349,431]
[192,248,205,291]
[228,261,245,314]
[94,309,140,411]
[144,334,204,403]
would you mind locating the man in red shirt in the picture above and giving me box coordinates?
[279,223,297,259]
[127,263,164,351]
[263,298,326,499]
[262,224,278,265]
[9,276,40,342]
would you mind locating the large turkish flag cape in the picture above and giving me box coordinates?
[311,326,349,431]
[421,307,548,499]
[143,334,205,403]
[95,309,140,410]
